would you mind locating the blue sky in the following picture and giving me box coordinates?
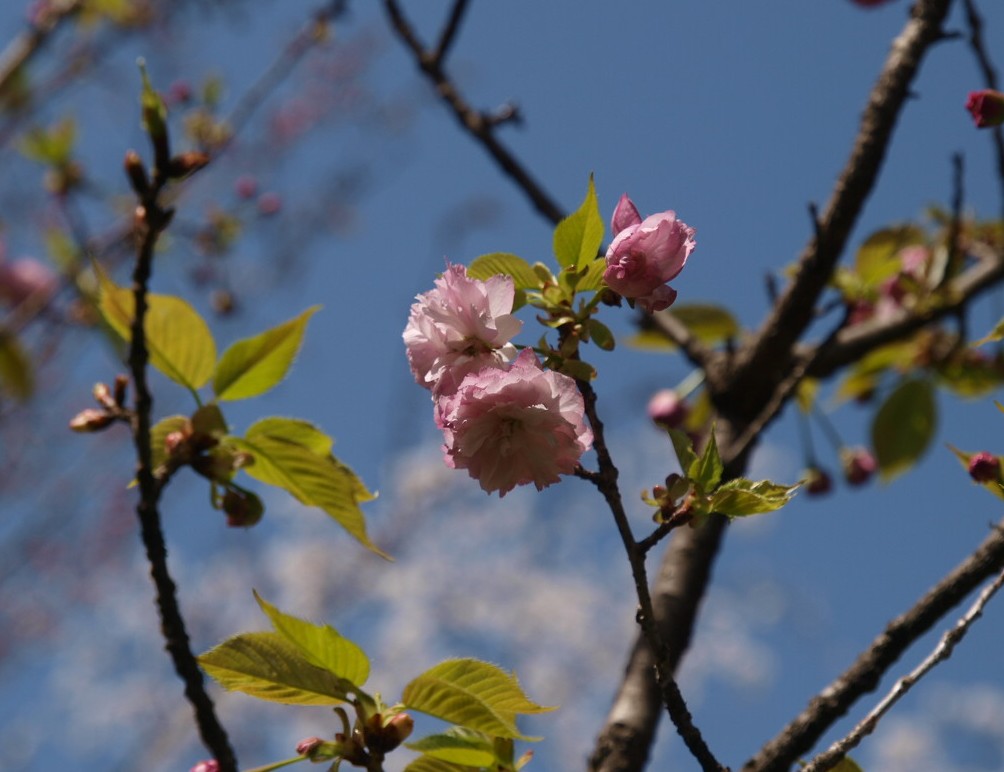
[2,1,1004,770]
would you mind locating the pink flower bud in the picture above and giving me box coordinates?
[966,90,1004,129]
[603,198,695,313]
[296,736,324,757]
[234,175,258,200]
[0,258,57,308]
[647,389,689,429]
[190,761,219,772]
[968,451,1000,484]
[841,447,877,486]
[257,191,282,216]
[168,80,193,105]
[804,466,833,496]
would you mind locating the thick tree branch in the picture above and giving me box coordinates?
[801,565,1004,772]
[733,0,953,402]
[743,519,1004,772]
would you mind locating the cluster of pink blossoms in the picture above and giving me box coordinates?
[603,194,695,312]
[404,264,593,496]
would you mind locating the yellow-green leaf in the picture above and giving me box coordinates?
[711,478,799,517]
[405,728,497,767]
[664,304,740,345]
[553,175,603,269]
[198,631,357,705]
[150,414,187,471]
[855,225,924,286]
[871,379,937,481]
[575,258,608,293]
[403,659,555,741]
[97,269,216,390]
[467,254,540,290]
[403,757,480,772]
[234,419,384,558]
[253,591,369,687]
[0,329,34,401]
[214,306,319,401]
[245,416,333,455]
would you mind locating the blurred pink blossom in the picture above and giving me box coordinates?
[403,264,522,397]
[966,89,1004,128]
[841,447,877,486]
[647,388,688,429]
[190,761,219,772]
[968,451,1000,483]
[437,349,592,496]
[0,257,57,308]
[604,196,695,312]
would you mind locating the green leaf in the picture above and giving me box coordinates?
[586,319,615,351]
[244,416,333,455]
[403,758,480,772]
[855,225,924,286]
[665,304,740,345]
[690,430,723,493]
[253,591,369,687]
[405,728,497,767]
[97,268,216,391]
[214,306,319,401]
[974,317,1004,347]
[402,659,555,741]
[467,254,540,290]
[233,418,385,558]
[710,478,798,517]
[626,328,677,352]
[198,631,358,705]
[576,258,607,292]
[835,339,920,403]
[829,757,865,772]
[871,378,937,481]
[553,175,603,269]
[668,428,698,475]
[0,329,34,401]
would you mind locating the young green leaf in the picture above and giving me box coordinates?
[405,728,497,767]
[198,631,358,705]
[871,378,937,481]
[575,258,608,293]
[666,304,740,346]
[253,591,369,687]
[244,416,333,455]
[668,428,698,475]
[553,175,603,269]
[854,225,924,286]
[0,329,34,401]
[402,659,555,741]
[150,414,188,471]
[586,319,615,351]
[234,418,385,558]
[710,478,798,517]
[690,430,723,493]
[403,757,480,772]
[97,268,216,390]
[213,306,319,401]
[467,253,540,290]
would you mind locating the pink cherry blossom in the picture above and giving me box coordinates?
[437,349,593,496]
[603,197,695,313]
[0,257,57,308]
[966,89,1004,129]
[404,264,522,396]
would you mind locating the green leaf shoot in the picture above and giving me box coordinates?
[97,267,217,391]
[213,306,319,401]
[198,631,358,705]
[402,659,555,741]
[467,253,540,290]
[553,175,603,270]
[666,304,740,346]
[690,430,723,493]
[710,478,799,517]
[253,591,370,687]
[668,428,698,476]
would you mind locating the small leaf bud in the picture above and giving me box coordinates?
[222,488,264,528]
[92,382,115,409]
[968,452,1000,484]
[113,374,129,406]
[167,151,210,179]
[124,149,149,196]
[69,408,115,433]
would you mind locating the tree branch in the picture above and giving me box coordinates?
[743,519,1004,772]
[382,0,565,225]
[801,565,1004,772]
[0,0,82,96]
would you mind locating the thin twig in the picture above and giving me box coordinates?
[382,0,565,225]
[432,0,471,66]
[743,519,1004,772]
[801,567,1004,772]
[0,0,82,96]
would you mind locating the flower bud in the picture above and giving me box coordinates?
[234,175,258,200]
[966,89,1004,129]
[69,408,115,433]
[366,712,414,754]
[222,488,264,528]
[804,466,833,496]
[968,451,1000,484]
[190,761,219,772]
[257,191,282,216]
[647,389,689,429]
[294,736,339,760]
[92,382,115,409]
[841,447,877,487]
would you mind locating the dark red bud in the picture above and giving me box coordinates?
[968,452,1000,484]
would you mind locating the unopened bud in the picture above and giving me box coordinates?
[648,389,689,429]
[966,89,1004,129]
[366,712,414,754]
[968,451,1000,484]
[804,466,833,496]
[70,408,115,433]
[841,447,877,487]
[295,736,340,760]
[168,151,210,179]
[222,488,264,528]
[124,149,149,196]
[92,382,115,409]
[189,761,219,772]
[296,736,324,757]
